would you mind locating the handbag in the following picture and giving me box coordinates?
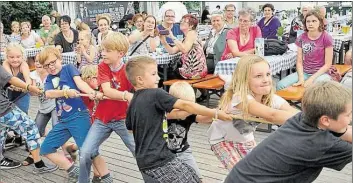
[264,39,288,56]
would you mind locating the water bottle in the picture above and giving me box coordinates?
[328,22,333,33]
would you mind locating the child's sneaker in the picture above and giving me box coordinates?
[33,164,58,174]
[0,157,22,169]
[92,176,101,183]
[67,165,79,183]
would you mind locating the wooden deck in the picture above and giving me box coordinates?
[0,96,351,183]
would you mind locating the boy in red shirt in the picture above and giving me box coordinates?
[79,32,135,183]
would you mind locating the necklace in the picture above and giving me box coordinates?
[240,33,249,45]
[63,30,72,39]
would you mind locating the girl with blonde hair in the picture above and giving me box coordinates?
[76,31,99,70]
[2,43,33,165]
[207,55,299,171]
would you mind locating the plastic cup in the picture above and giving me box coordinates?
[342,26,350,34]
[35,42,41,48]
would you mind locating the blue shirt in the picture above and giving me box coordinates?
[45,64,87,120]
[157,24,184,45]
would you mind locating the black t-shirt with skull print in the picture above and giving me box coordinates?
[167,114,197,153]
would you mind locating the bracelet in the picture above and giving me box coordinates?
[63,89,69,99]
[212,108,219,121]
[26,84,30,92]
[122,91,127,101]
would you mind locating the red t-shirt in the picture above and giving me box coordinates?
[221,26,262,60]
[82,97,95,123]
[95,62,133,124]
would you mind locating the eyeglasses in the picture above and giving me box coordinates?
[43,58,57,69]
[165,15,175,18]
[226,9,235,12]
[239,19,250,24]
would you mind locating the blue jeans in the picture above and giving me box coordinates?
[40,110,91,155]
[276,72,332,90]
[35,109,59,137]
[79,119,135,183]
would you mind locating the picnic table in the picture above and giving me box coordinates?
[214,50,297,76]
[331,31,352,64]
[0,47,43,61]
[62,51,181,90]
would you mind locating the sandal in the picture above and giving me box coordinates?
[22,156,34,166]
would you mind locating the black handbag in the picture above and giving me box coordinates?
[264,39,288,56]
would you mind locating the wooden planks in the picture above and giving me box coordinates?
[0,96,351,183]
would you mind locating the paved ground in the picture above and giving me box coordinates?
[0,96,351,183]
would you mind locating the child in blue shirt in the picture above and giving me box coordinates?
[38,47,103,182]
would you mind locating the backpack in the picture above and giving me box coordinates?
[264,39,288,56]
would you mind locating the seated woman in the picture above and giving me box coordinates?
[160,14,207,80]
[221,8,262,60]
[9,21,21,43]
[277,10,333,90]
[203,12,230,74]
[96,14,113,46]
[128,15,160,56]
[257,3,281,39]
[54,15,79,53]
[20,21,43,70]
[20,22,43,49]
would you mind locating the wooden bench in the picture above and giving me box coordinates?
[276,64,352,109]
[335,64,352,76]
[192,77,225,107]
[162,74,218,87]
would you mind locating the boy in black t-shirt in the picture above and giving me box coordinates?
[125,56,232,183]
[167,81,215,179]
[225,81,352,183]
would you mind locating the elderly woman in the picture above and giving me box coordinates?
[224,4,237,28]
[160,14,207,80]
[20,21,43,70]
[54,15,79,53]
[288,4,313,43]
[128,15,160,56]
[257,3,281,39]
[203,12,230,74]
[38,15,60,45]
[221,8,262,60]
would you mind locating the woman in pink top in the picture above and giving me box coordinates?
[221,8,262,60]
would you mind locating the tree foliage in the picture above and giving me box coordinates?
[0,1,53,34]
